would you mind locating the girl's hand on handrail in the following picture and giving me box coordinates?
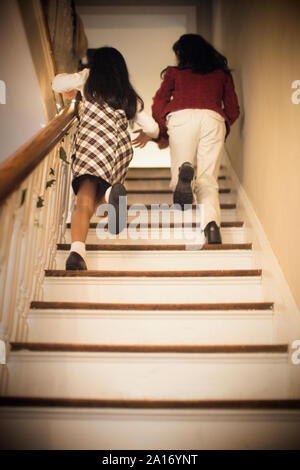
[62,89,77,100]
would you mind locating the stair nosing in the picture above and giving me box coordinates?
[30,301,274,311]
[126,177,171,181]
[57,243,252,251]
[125,175,227,181]
[93,204,237,210]
[9,343,287,353]
[44,269,261,278]
[1,397,299,410]
[127,165,226,170]
[126,189,231,194]
[114,204,237,209]
[66,221,244,229]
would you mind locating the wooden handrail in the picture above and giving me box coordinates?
[0,103,77,204]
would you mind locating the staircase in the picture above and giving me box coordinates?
[1,164,300,450]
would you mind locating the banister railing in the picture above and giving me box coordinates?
[0,103,77,203]
[0,102,78,369]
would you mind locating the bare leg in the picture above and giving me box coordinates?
[71,178,106,243]
[66,178,108,270]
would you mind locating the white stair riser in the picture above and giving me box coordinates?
[93,208,240,222]
[55,250,254,270]
[127,192,235,205]
[6,352,288,399]
[125,178,231,191]
[28,309,273,345]
[42,277,263,303]
[125,179,172,191]
[127,168,171,179]
[1,408,300,450]
[63,227,248,244]
[126,168,227,179]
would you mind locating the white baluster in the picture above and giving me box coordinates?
[0,119,77,347]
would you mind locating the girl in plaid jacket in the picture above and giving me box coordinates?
[52,47,159,270]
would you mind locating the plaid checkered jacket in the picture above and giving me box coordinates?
[71,99,133,185]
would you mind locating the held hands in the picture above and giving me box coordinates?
[157,136,169,150]
[132,129,152,148]
[132,129,169,150]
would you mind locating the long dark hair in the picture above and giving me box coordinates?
[84,47,143,120]
[161,34,231,77]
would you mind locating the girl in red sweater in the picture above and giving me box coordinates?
[135,34,240,244]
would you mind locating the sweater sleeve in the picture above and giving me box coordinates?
[152,67,175,137]
[52,68,90,95]
[134,110,159,139]
[222,73,240,126]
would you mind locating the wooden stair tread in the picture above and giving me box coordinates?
[45,269,261,277]
[66,221,244,229]
[57,243,252,251]
[30,301,274,311]
[126,177,171,181]
[1,397,299,409]
[125,175,227,181]
[10,343,287,353]
[110,204,237,209]
[93,204,237,211]
[127,165,226,171]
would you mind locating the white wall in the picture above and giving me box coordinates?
[77,5,196,167]
[0,0,46,163]
[212,0,300,310]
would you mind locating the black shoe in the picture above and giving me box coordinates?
[204,221,222,244]
[173,162,194,210]
[108,182,127,234]
[65,251,87,270]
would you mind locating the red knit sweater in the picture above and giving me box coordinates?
[152,67,240,138]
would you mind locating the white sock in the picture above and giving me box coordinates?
[71,241,87,264]
[104,186,112,203]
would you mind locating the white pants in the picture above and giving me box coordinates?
[167,109,226,227]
